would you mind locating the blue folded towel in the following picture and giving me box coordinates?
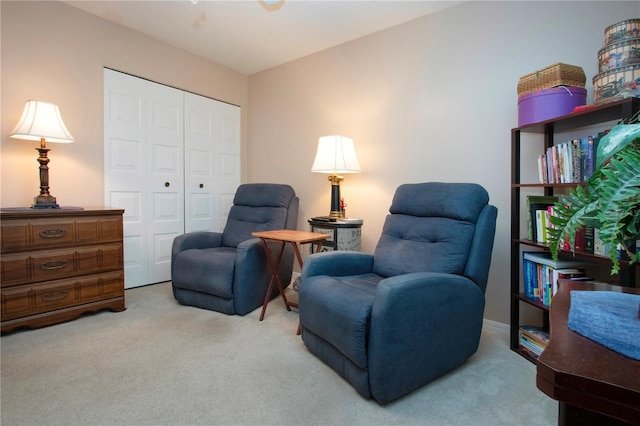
[568,290,640,361]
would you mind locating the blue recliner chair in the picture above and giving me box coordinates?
[171,183,299,315]
[298,182,497,404]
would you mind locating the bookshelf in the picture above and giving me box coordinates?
[510,97,640,363]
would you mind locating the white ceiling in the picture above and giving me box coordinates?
[63,0,463,75]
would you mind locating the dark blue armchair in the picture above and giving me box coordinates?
[171,183,299,315]
[298,182,497,404]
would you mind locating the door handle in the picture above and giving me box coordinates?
[165,182,170,187]
[199,184,204,188]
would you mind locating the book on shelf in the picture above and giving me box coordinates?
[535,209,548,243]
[519,325,550,347]
[526,195,558,241]
[574,227,585,252]
[519,338,543,356]
[518,325,549,358]
[579,136,589,182]
[571,139,581,183]
[519,325,549,358]
[537,154,547,184]
[519,342,542,359]
[522,252,589,305]
[523,251,589,269]
[584,226,595,254]
[594,228,608,256]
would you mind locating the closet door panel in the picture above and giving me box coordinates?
[214,102,241,233]
[184,95,240,233]
[104,69,148,288]
[147,82,184,284]
[184,93,218,233]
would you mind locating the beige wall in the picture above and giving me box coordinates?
[247,1,638,325]
[1,1,637,325]
[1,0,248,208]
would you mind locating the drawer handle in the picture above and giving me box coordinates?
[39,229,67,238]
[40,260,68,270]
[42,290,69,301]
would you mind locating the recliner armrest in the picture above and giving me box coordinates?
[368,272,485,404]
[172,231,223,258]
[235,237,264,259]
[302,251,374,279]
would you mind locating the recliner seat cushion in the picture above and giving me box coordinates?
[172,247,236,298]
[299,273,382,369]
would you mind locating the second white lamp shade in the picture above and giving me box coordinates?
[311,135,361,174]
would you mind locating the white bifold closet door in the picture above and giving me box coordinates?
[104,69,240,288]
[184,92,240,234]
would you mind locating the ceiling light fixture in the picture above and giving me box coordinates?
[259,0,285,12]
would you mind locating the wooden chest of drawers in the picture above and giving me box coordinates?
[1,207,125,333]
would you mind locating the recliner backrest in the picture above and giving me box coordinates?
[222,183,298,247]
[372,182,491,279]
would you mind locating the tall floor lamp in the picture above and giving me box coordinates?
[311,135,361,219]
[10,100,75,209]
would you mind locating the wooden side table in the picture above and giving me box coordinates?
[536,280,640,425]
[252,230,328,322]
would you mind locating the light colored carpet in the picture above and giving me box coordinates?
[1,282,556,425]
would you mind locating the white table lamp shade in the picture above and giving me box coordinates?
[311,135,361,174]
[10,100,75,143]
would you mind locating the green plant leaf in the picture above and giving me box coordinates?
[595,120,640,169]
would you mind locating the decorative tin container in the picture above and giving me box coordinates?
[598,38,640,72]
[518,86,587,127]
[517,63,586,97]
[604,19,640,46]
[592,63,640,105]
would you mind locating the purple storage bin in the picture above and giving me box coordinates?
[518,86,587,127]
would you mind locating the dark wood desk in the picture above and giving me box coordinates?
[536,280,640,425]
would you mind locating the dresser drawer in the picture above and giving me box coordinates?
[31,220,76,247]
[1,244,123,286]
[1,271,124,321]
[1,215,123,251]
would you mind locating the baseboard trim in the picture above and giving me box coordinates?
[483,318,509,333]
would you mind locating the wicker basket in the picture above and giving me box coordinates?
[517,63,586,97]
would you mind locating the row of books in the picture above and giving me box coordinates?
[522,252,590,306]
[536,131,608,184]
[518,325,549,359]
[526,195,639,259]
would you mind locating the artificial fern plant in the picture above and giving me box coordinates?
[547,112,640,275]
